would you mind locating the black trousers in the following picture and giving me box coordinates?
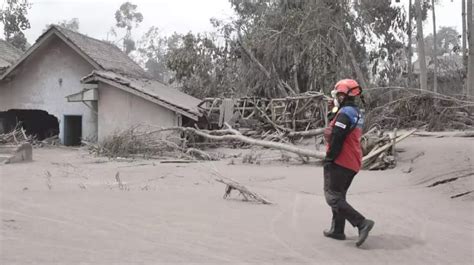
[323,163,365,227]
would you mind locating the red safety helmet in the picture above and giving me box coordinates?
[334,79,362,97]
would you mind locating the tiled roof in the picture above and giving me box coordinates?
[49,26,148,78]
[0,39,22,69]
[1,26,148,79]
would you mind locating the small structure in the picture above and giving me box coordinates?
[198,92,329,132]
[0,26,201,145]
[412,54,464,94]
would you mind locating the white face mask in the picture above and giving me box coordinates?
[333,98,340,108]
[331,90,340,108]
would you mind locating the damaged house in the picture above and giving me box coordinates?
[0,26,201,145]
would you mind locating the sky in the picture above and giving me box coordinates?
[0,0,466,44]
[12,0,236,43]
[397,0,464,35]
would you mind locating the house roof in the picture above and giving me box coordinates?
[413,54,463,74]
[1,25,148,80]
[82,70,202,121]
[0,39,23,70]
[1,26,201,120]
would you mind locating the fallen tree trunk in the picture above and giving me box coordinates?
[158,124,326,159]
[287,128,325,138]
[155,125,416,170]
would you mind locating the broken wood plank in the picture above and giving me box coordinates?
[362,129,417,165]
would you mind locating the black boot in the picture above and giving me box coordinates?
[356,219,375,247]
[323,218,346,240]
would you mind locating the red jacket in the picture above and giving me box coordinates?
[324,104,363,172]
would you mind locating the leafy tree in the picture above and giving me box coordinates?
[134,27,175,82]
[161,0,419,98]
[161,0,414,98]
[223,0,371,97]
[354,0,408,86]
[405,0,433,86]
[166,32,237,98]
[44,18,80,32]
[0,0,31,51]
[114,1,143,54]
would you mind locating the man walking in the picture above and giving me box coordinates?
[323,79,374,247]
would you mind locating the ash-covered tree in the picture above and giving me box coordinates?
[166,32,238,98]
[354,0,407,87]
[44,18,80,32]
[164,0,413,98]
[217,0,373,97]
[114,1,143,54]
[414,0,430,90]
[0,0,31,51]
[134,27,176,82]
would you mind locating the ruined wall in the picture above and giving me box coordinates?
[0,36,97,142]
[97,83,179,142]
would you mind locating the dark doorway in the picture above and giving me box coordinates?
[64,115,82,146]
[0,109,59,140]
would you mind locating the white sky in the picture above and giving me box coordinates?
[397,0,464,35]
[17,0,236,43]
[0,0,466,44]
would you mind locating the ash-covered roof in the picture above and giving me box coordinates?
[82,70,202,120]
[0,39,23,70]
[51,26,148,78]
[1,25,148,79]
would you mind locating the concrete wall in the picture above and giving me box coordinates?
[0,36,97,143]
[97,83,180,142]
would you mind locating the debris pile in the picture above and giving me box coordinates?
[0,125,59,146]
[87,122,419,171]
[0,125,29,144]
[365,88,474,131]
[84,126,220,161]
[198,92,330,137]
[361,127,417,170]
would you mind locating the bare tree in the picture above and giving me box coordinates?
[462,0,468,70]
[432,0,438,93]
[407,0,414,87]
[415,0,428,90]
[468,0,474,96]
